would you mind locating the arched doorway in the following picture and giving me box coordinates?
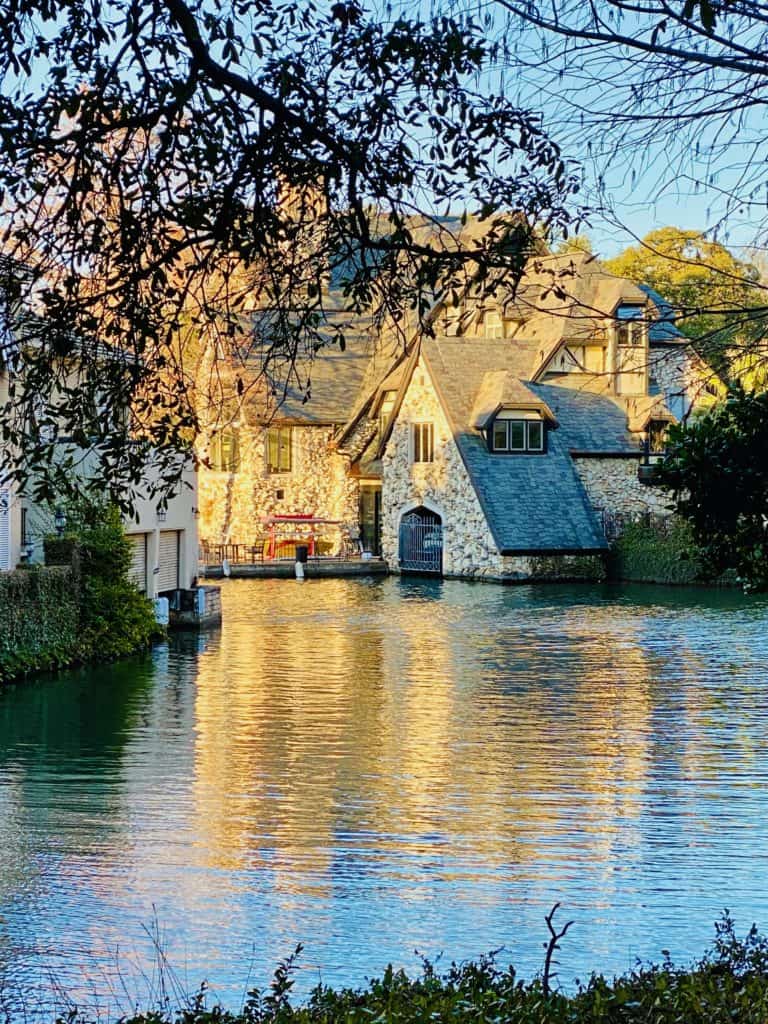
[398,506,443,574]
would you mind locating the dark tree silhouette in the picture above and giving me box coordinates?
[0,0,581,504]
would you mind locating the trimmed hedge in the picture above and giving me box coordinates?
[607,518,709,585]
[0,506,162,684]
[0,565,80,681]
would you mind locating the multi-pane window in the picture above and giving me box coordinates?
[210,430,240,472]
[266,426,292,473]
[412,422,434,463]
[616,304,645,347]
[490,418,544,453]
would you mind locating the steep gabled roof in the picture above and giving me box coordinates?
[418,338,623,554]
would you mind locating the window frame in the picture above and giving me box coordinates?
[266,425,293,474]
[488,417,546,454]
[411,422,434,464]
[210,429,241,472]
[616,304,646,348]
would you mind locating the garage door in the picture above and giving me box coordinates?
[157,530,181,593]
[0,489,10,571]
[127,533,148,593]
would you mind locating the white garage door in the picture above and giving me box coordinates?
[157,530,181,593]
[127,533,148,593]
[0,489,10,571]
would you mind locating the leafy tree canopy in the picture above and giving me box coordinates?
[661,386,768,591]
[604,228,767,374]
[553,233,594,256]
[0,0,582,506]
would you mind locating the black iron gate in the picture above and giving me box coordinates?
[398,508,443,574]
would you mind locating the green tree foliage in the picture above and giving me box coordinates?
[70,505,162,660]
[661,387,768,591]
[605,228,765,374]
[0,0,582,505]
[49,500,162,659]
[554,234,594,256]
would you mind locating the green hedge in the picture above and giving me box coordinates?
[607,518,710,585]
[0,565,80,681]
[0,506,163,684]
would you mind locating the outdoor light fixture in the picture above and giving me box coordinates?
[54,507,66,537]
[157,507,167,523]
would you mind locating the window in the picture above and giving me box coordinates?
[210,430,240,472]
[266,426,292,473]
[379,391,397,437]
[412,422,434,463]
[616,304,645,347]
[648,419,669,454]
[490,416,545,453]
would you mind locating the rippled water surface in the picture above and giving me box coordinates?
[2,577,768,1016]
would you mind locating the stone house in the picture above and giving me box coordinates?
[199,252,717,578]
[196,311,396,555]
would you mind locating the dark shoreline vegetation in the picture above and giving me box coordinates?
[0,506,161,684]
[15,914,768,1024]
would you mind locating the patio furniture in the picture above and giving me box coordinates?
[260,514,342,559]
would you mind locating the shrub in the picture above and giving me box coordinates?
[0,565,79,682]
[74,504,163,660]
[60,914,768,1024]
[607,518,711,585]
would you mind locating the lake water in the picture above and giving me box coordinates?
[1,577,768,1017]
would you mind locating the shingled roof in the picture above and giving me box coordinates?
[417,337,649,554]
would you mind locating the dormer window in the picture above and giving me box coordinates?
[489,410,545,453]
[616,304,645,347]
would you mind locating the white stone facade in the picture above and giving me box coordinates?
[650,344,712,420]
[573,457,673,517]
[198,423,359,550]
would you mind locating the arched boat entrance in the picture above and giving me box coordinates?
[398,506,443,574]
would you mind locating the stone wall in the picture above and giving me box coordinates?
[574,457,673,516]
[381,357,505,578]
[650,345,710,417]
[197,424,359,552]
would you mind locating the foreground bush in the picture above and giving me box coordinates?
[73,504,162,660]
[0,565,79,681]
[53,914,768,1024]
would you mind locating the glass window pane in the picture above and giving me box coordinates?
[527,420,544,451]
[509,421,525,450]
[492,421,508,450]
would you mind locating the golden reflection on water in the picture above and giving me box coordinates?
[186,581,721,893]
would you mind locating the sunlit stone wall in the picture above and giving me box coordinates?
[574,457,673,516]
[197,424,358,548]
